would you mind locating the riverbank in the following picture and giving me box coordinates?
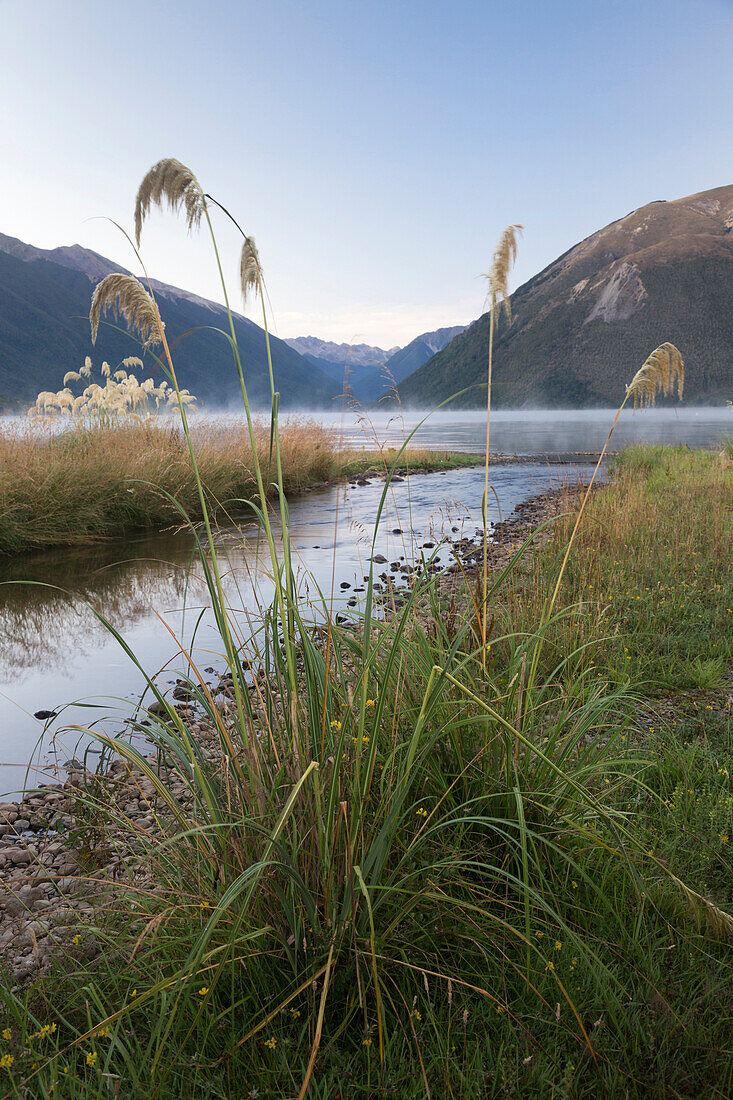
[0,420,482,556]
[1,445,731,1098]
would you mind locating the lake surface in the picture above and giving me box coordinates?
[0,404,729,796]
[310,406,732,454]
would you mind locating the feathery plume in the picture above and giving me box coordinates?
[134,158,205,246]
[122,356,143,370]
[626,342,684,409]
[81,357,93,379]
[240,236,262,307]
[483,224,522,322]
[101,362,111,378]
[63,371,81,386]
[90,273,162,348]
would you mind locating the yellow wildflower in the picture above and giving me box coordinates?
[198,987,209,997]
[85,1051,97,1067]
[330,720,341,730]
[1,1030,10,1041]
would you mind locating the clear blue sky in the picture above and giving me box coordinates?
[2,0,733,346]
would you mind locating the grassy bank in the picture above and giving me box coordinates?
[1,444,731,1098]
[0,421,480,555]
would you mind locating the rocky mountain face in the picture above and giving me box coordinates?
[0,234,339,409]
[397,185,733,407]
[283,335,399,370]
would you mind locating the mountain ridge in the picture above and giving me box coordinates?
[397,184,733,407]
[0,233,339,409]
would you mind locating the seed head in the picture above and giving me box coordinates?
[240,236,262,307]
[90,273,163,348]
[626,342,684,409]
[483,224,522,321]
[134,158,205,246]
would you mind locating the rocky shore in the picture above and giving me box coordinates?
[0,480,590,981]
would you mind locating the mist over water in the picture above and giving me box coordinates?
[308,406,732,454]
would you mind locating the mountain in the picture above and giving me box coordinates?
[397,184,733,408]
[0,233,339,409]
[282,336,400,392]
[283,335,399,371]
[357,325,467,401]
[283,327,467,402]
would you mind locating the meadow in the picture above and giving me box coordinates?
[0,158,730,1099]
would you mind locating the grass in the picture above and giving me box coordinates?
[0,158,730,1098]
[0,420,479,555]
[1,445,730,1099]
[503,444,733,692]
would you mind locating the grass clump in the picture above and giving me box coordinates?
[0,160,730,1100]
[0,423,481,556]
[0,418,337,554]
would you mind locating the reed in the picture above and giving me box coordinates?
[481,225,521,665]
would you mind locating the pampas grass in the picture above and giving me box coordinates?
[90,273,163,348]
[31,359,186,424]
[134,157,205,245]
[240,236,262,306]
[626,340,684,408]
[480,224,522,661]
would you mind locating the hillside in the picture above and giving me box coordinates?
[0,234,338,410]
[397,185,733,407]
[358,325,466,401]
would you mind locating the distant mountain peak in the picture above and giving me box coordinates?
[283,336,400,367]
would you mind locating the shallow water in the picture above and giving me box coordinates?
[0,403,728,796]
[0,460,595,796]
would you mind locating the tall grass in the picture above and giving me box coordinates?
[0,418,336,554]
[1,162,728,1099]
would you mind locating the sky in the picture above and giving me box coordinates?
[2,0,733,348]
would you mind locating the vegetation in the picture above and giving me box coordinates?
[0,160,730,1099]
[31,356,194,422]
[0,419,478,556]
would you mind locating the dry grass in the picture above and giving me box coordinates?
[0,418,338,554]
[0,422,479,555]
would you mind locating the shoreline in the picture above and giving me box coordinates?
[0,445,604,560]
[0,478,583,977]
